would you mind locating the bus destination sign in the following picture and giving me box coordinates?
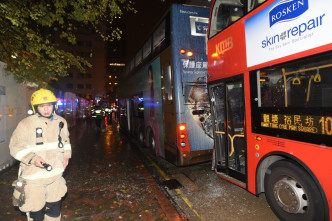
[261,113,332,136]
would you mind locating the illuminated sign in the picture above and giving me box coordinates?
[109,63,125,66]
[261,113,332,135]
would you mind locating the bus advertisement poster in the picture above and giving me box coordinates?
[245,0,332,67]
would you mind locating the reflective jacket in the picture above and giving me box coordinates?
[9,114,71,181]
[92,108,105,118]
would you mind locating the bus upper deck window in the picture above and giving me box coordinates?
[248,0,267,12]
[209,0,244,38]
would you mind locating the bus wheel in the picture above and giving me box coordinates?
[149,131,156,154]
[264,160,325,221]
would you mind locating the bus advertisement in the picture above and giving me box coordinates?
[119,4,213,166]
[207,0,332,220]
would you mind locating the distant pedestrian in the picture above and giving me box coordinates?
[9,88,71,221]
[92,105,105,129]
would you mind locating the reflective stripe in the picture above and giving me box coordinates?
[64,144,71,151]
[21,168,64,180]
[15,142,59,160]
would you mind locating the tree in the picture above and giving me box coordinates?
[0,0,136,86]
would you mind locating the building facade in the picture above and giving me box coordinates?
[55,27,108,102]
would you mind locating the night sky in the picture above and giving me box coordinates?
[122,0,172,62]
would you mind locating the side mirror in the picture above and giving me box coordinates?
[192,110,205,115]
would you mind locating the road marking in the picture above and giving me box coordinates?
[141,151,204,220]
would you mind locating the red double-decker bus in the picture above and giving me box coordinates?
[207,0,332,220]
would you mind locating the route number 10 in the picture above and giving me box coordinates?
[319,117,332,135]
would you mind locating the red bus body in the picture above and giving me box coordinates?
[207,0,332,220]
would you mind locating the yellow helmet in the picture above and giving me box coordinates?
[31,88,58,114]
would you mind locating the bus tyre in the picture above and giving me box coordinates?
[264,160,325,221]
[149,131,156,154]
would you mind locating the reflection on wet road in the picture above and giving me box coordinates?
[0,119,279,221]
[0,120,182,221]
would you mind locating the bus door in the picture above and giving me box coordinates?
[161,63,177,162]
[209,76,246,183]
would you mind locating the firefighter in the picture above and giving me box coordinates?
[9,88,71,221]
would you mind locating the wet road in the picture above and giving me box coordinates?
[0,120,182,221]
[0,119,279,221]
[136,143,279,221]
[144,157,279,221]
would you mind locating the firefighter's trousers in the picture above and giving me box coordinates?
[20,176,67,221]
